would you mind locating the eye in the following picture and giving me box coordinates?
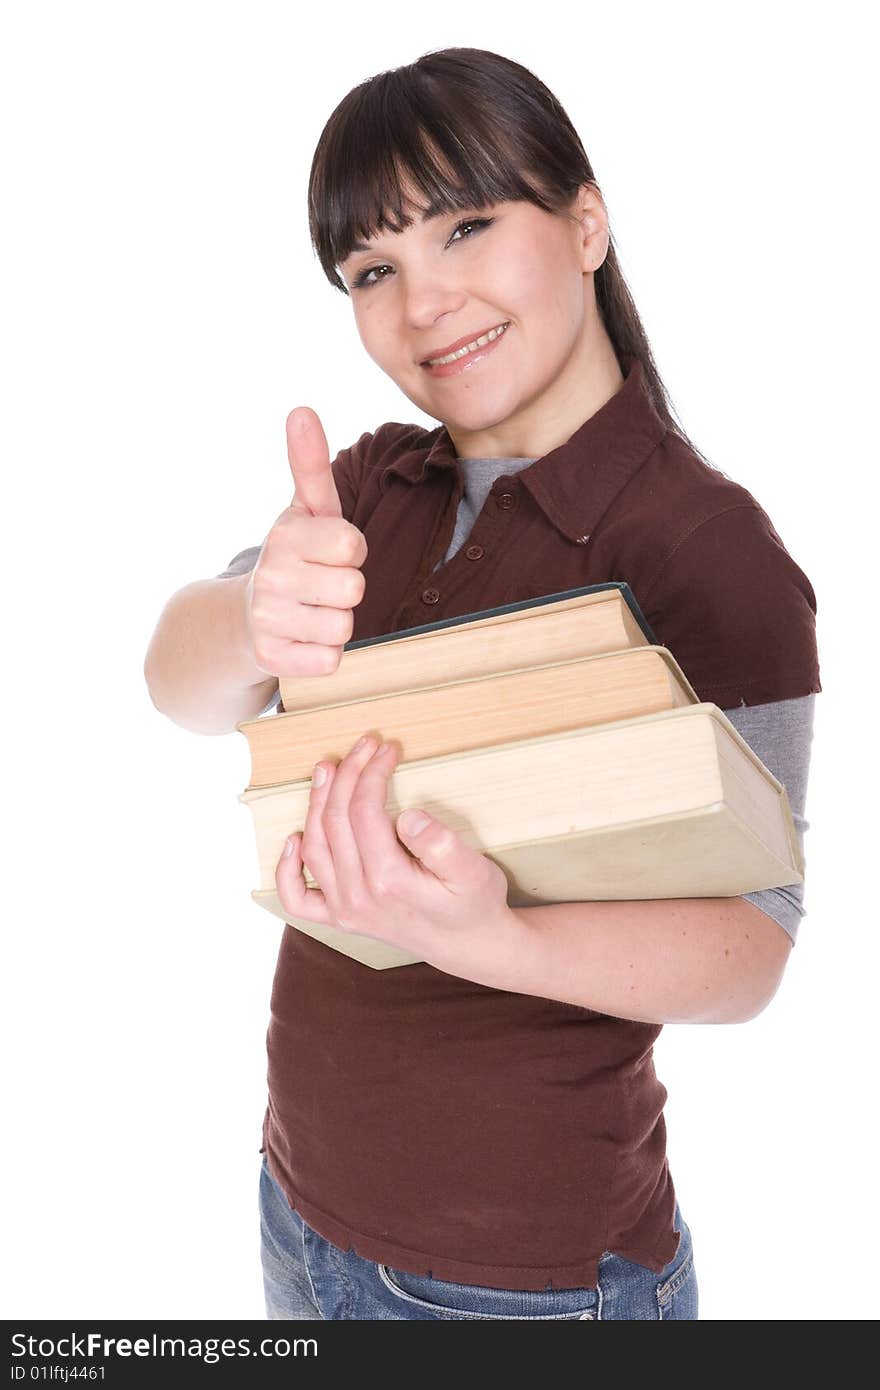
[351,217,495,290]
[449,217,493,243]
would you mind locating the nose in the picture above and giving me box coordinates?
[401,277,470,340]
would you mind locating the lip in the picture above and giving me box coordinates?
[420,322,511,378]
[418,321,510,366]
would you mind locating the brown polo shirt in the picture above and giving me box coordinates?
[234,355,821,1290]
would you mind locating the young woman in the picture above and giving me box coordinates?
[148,46,819,1320]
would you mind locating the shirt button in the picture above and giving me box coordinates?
[575,533,591,545]
[465,544,484,560]
[498,493,516,510]
[421,588,440,605]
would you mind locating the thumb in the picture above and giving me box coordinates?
[398,809,432,838]
[285,406,343,518]
[396,809,471,883]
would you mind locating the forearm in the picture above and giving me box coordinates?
[143,573,278,736]
[496,896,792,1024]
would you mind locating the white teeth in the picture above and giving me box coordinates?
[426,322,509,366]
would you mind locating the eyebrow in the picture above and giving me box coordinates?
[347,202,463,255]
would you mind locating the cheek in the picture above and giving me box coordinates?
[358,308,403,369]
[494,242,570,324]
[524,251,585,340]
[485,249,532,310]
[504,274,573,361]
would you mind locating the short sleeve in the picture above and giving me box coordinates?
[721,694,815,946]
[216,545,263,579]
[641,503,821,708]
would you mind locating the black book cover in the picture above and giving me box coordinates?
[343,581,657,653]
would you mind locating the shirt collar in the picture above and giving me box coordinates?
[379,354,668,544]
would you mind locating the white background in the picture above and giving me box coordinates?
[2,0,875,1321]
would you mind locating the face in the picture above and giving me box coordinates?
[337,183,613,458]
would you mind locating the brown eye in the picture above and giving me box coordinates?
[351,217,494,290]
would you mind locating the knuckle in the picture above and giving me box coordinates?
[487,860,507,893]
[274,875,292,910]
[343,522,364,560]
[343,572,363,609]
[255,559,285,594]
[300,833,320,864]
[366,871,394,900]
[250,604,273,639]
[252,640,276,669]
[333,608,354,645]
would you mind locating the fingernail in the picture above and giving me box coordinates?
[282,835,295,858]
[312,765,327,787]
[353,735,371,753]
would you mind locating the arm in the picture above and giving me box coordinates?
[500,894,792,1025]
[144,428,372,737]
[143,562,279,736]
[487,674,816,1021]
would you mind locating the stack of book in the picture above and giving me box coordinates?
[235,583,803,969]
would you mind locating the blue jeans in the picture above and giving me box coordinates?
[258,1152,698,1320]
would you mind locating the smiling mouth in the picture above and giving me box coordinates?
[420,321,511,367]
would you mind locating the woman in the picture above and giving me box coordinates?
[215,46,819,1318]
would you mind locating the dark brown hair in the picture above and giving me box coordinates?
[308,46,708,461]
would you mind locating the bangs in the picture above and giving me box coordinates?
[301,47,694,458]
[308,57,564,293]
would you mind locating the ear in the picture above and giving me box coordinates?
[572,181,610,274]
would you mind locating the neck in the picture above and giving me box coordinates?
[444,309,625,461]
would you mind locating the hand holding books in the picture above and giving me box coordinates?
[242,406,369,680]
[273,729,520,984]
[237,585,806,969]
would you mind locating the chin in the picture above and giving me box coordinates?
[443,390,521,432]
[398,369,520,434]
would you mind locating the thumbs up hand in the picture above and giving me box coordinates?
[244,408,368,679]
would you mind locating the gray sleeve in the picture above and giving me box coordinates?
[720,694,816,946]
[216,544,281,717]
[216,544,264,580]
